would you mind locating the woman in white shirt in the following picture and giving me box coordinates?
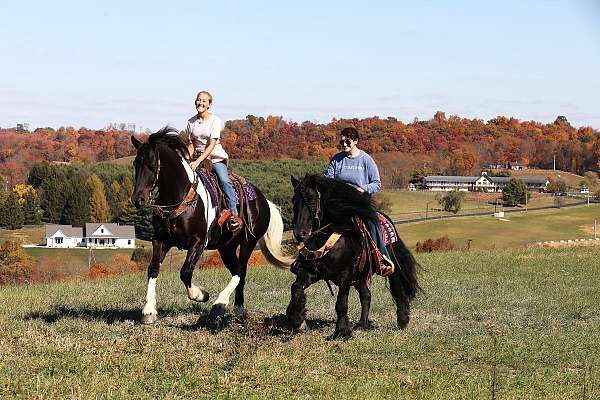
[185,91,242,232]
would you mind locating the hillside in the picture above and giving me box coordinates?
[510,168,584,188]
[1,247,598,398]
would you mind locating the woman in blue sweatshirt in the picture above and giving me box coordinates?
[325,127,394,270]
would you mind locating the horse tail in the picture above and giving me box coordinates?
[258,200,295,269]
[387,237,420,329]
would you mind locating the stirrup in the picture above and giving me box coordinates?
[380,254,395,276]
[227,215,243,233]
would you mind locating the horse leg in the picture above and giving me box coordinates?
[286,269,319,333]
[220,239,258,318]
[141,240,171,324]
[213,241,248,318]
[180,241,210,303]
[331,284,352,340]
[354,281,374,330]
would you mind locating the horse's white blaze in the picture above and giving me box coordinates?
[187,284,207,302]
[142,277,157,316]
[213,275,241,306]
[181,159,217,240]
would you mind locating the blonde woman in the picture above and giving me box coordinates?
[185,90,241,232]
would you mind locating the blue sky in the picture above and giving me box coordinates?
[1,0,599,131]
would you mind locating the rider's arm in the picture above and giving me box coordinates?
[363,156,382,194]
[190,138,217,170]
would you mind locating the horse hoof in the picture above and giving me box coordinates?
[234,306,246,319]
[354,320,376,330]
[141,313,157,324]
[297,320,308,333]
[188,287,210,303]
[328,330,352,341]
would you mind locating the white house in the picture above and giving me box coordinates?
[422,172,548,192]
[45,223,136,248]
[45,225,84,248]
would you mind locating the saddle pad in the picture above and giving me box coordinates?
[197,169,218,206]
[378,213,397,246]
[242,182,257,201]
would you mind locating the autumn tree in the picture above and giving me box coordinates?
[87,174,111,223]
[22,191,42,225]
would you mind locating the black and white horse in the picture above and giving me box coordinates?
[286,174,419,339]
[131,127,293,324]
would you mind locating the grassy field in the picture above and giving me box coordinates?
[0,247,598,398]
[398,203,600,250]
[380,190,585,222]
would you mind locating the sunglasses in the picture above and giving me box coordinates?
[339,138,353,147]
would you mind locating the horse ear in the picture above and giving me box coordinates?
[131,135,142,149]
[291,175,300,188]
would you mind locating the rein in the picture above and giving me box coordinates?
[148,149,199,219]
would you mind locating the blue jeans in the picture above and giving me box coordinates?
[212,161,238,215]
[368,217,391,260]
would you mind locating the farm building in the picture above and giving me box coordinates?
[45,223,135,248]
[422,172,548,192]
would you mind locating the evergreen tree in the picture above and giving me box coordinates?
[135,207,154,241]
[22,191,42,225]
[87,174,111,222]
[1,192,24,229]
[61,174,90,226]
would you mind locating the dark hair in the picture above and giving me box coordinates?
[340,127,359,141]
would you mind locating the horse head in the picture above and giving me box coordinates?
[291,175,322,242]
[131,136,159,208]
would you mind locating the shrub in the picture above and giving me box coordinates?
[131,246,152,267]
[416,236,456,253]
[0,240,38,286]
[438,190,466,214]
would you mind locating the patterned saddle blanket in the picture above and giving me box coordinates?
[196,167,257,210]
[378,212,398,246]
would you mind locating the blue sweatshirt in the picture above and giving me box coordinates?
[325,150,382,194]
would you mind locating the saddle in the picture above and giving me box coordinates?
[195,159,257,234]
[353,213,397,283]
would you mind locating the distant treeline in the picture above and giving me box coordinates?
[0,159,327,234]
[2,113,598,187]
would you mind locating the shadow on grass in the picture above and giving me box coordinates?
[23,303,206,325]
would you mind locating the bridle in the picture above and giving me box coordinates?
[138,145,198,219]
[297,184,323,231]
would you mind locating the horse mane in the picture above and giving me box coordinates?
[302,174,378,225]
[147,126,189,158]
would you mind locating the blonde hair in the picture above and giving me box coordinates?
[196,90,213,105]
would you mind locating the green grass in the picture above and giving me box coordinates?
[381,190,584,221]
[1,247,599,398]
[399,203,600,250]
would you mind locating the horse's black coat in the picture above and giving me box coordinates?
[131,128,289,320]
[287,174,419,339]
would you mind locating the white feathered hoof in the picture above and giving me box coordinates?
[298,320,308,333]
[141,313,157,325]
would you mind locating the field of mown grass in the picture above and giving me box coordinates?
[398,204,600,250]
[1,247,599,399]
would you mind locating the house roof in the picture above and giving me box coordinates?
[45,224,83,238]
[423,176,478,183]
[84,223,135,239]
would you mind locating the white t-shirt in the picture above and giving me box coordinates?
[185,114,229,163]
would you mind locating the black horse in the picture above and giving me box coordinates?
[131,128,294,324]
[286,174,419,339]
